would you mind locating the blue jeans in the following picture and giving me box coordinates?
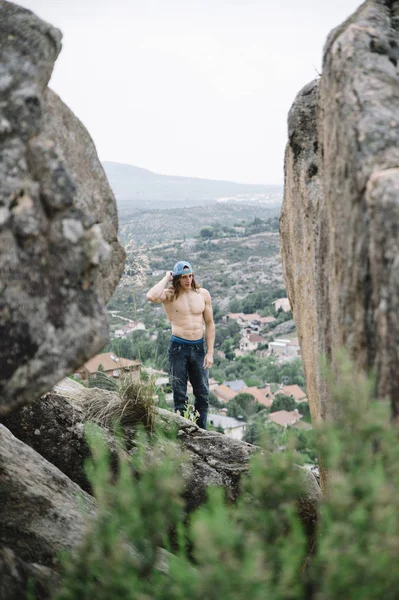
[168,339,209,429]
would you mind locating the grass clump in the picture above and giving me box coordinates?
[75,372,157,433]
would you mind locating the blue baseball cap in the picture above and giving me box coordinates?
[173,261,193,276]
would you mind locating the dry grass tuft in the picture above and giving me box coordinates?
[74,373,157,433]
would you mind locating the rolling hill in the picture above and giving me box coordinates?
[102,161,283,209]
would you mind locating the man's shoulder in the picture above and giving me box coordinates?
[199,287,211,299]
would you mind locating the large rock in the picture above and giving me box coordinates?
[0,2,125,415]
[281,0,399,422]
[0,547,59,600]
[40,88,126,303]
[280,80,324,425]
[0,386,130,495]
[0,424,96,566]
[2,385,321,533]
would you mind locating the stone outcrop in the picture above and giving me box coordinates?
[0,424,96,567]
[0,382,321,597]
[0,389,127,495]
[280,79,323,424]
[0,547,60,600]
[41,88,126,303]
[281,0,399,423]
[0,2,125,416]
[2,384,321,532]
[0,0,332,597]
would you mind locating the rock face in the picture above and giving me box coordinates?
[281,0,399,422]
[280,80,324,424]
[0,389,130,495]
[0,385,320,596]
[0,1,327,598]
[2,386,321,534]
[0,547,59,600]
[41,88,126,303]
[0,425,96,566]
[0,2,125,415]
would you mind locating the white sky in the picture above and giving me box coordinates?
[18,0,362,185]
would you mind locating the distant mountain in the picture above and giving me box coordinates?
[102,161,283,209]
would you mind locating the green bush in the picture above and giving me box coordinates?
[55,425,307,600]
[270,394,296,412]
[226,392,258,420]
[55,353,399,600]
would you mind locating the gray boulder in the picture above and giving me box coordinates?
[0,2,125,415]
[268,319,297,339]
[280,79,323,425]
[280,0,399,423]
[0,547,59,600]
[0,424,96,566]
[2,385,321,534]
[41,88,126,303]
[0,386,130,495]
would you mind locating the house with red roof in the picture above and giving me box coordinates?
[240,333,267,352]
[75,352,141,381]
[268,409,302,427]
[240,385,274,408]
[214,384,237,403]
[275,384,307,403]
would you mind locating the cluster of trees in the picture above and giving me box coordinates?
[269,394,310,419]
[225,392,261,419]
[223,391,310,424]
[242,418,317,463]
[198,216,279,240]
[199,224,235,239]
[211,354,305,389]
[244,216,279,235]
[228,285,287,315]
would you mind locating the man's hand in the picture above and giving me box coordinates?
[203,352,213,369]
[165,271,173,282]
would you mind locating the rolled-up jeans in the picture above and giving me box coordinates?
[168,338,209,430]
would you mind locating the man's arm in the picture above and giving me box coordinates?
[202,289,215,369]
[146,272,173,303]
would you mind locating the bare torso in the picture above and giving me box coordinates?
[163,288,206,339]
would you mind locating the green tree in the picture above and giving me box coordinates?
[297,402,310,420]
[199,227,214,239]
[226,398,242,418]
[228,298,241,313]
[270,394,296,412]
[209,391,222,408]
[280,358,305,387]
[56,353,399,600]
[227,321,240,337]
[221,338,233,354]
[227,392,257,419]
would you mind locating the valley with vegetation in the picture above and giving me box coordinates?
[99,177,312,456]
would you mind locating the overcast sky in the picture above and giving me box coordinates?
[18,0,362,185]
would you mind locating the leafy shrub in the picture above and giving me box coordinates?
[55,353,399,600]
[55,426,307,600]
[270,394,296,412]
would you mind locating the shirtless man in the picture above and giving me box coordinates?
[146,260,215,429]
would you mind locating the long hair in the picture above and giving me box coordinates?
[170,274,200,300]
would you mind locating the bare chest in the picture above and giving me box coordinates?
[165,291,205,319]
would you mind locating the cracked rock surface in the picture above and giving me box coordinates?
[0,424,96,566]
[0,2,125,415]
[3,384,321,527]
[281,0,399,423]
